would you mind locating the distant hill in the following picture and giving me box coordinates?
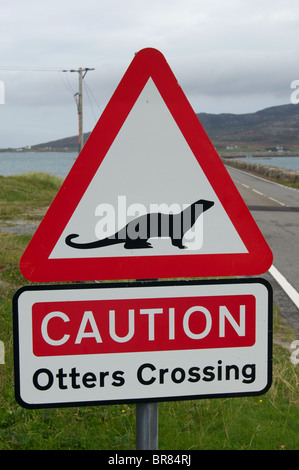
[30,134,90,152]
[197,103,299,149]
[10,102,299,152]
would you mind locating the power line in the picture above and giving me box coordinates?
[0,66,66,71]
[62,68,95,154]
[0,65,96,154]
[83,80,98,123]
[58,70,76,95]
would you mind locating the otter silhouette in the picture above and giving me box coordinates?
[65,198,214,250]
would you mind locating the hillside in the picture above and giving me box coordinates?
[29,134,91,152]
[197,103,299,149]
[10,102,299,152]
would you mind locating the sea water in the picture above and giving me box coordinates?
[0,152,77,178]
[237,155,299,172]
[0,151,299,179]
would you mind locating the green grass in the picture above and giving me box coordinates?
[0,172,63,224]
[0,173,298,450]
[280,181,299,189]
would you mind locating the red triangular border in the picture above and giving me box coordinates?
[20,48,273,282]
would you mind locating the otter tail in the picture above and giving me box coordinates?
[65,233,120,249]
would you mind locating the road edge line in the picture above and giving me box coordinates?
[269,265,299,309]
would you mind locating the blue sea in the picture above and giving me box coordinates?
[0,151,299,178]
[236,155,299,172]
[0,152,77,178]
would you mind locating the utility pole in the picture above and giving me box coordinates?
[62,67,95,154]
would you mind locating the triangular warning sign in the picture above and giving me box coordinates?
[20,48,272,282]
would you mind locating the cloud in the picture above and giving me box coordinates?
[0,0,299,146]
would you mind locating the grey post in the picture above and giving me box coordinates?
[136,402,158,450]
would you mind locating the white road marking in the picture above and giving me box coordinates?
[268,197,286,206]
[228,166,299,192]
[252,189,264,196]
[269,265,299,309]
[232,170,288,206]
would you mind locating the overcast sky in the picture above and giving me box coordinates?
[0,0,299,148]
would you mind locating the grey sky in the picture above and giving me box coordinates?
[0,0,299,148]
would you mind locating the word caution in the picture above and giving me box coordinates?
[32,295,256,356]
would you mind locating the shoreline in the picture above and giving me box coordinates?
[222,157,299,184]
[218,151,299,158]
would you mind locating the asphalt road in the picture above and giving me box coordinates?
[226,165,299,337]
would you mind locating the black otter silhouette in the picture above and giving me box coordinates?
[65,198,214,250]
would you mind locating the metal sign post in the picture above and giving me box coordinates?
[136,402,158,450]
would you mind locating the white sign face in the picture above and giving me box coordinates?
[49,79,247,260]
[13,279,272,409]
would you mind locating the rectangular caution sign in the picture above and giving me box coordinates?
[13,279,272,409]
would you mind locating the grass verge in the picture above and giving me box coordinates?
[0,172,63,224]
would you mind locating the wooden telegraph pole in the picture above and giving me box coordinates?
[62,67,95,154]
